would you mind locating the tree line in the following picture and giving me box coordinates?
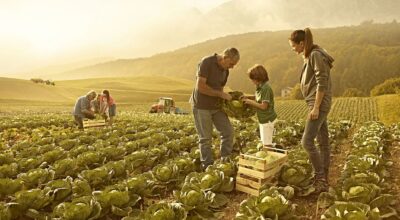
[62,21,400,97]
[30,78,55,86]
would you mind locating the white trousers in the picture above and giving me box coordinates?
[259,120,275,145]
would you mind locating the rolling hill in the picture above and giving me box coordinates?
[0,76,194,103]
[40,22,400,96]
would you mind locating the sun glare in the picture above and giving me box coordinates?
[28,30,69,57]
[0,0,238,72]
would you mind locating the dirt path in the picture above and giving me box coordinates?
[388,140,400,213]
[222,191,248,220]
[291,136,353,220]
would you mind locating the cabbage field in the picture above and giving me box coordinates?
[0,107,399,219]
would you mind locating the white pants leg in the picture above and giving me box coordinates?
[259,120,275,145]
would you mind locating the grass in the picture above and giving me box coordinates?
[376,94,400,125]
[1,75,399,124]
[0,76,193,103]
[0,100,192,116]
[56,75,193,93]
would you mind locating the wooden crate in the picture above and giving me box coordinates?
[238,146,287,179]
[83,119,106,128]
[236,173,272,196]
[236,183,261,196]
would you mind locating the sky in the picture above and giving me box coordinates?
[2,0,399,76]
[0,0,230,74]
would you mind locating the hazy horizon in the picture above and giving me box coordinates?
[0,0,231,75]
[1,0,399,77]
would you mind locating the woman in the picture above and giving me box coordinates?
[101,90,116,125]
[91,94,102,113]
[289,28,334,193]
[242,65,277,147]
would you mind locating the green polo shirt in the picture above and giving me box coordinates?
[255,82,277,123]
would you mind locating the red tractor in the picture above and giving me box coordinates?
[149,97,176,113]
[149,97,188,114]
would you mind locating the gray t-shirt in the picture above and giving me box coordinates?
[190,54,229,110]
[73,96,90,117]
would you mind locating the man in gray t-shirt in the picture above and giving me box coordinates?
[190,48,240,169]
[73,90,97,129]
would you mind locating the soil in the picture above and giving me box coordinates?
[222,191,249,220]
[291,138,353,220]
[387,140,400,214]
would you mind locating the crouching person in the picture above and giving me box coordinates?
[73,90,97,129]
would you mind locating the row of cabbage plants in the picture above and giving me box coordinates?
[319,122,399,219]
[0,113,203,219]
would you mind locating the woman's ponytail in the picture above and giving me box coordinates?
[303,28,314,58]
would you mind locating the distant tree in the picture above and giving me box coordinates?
[342,88,364,97]
[30,78,44,84]
[30,78,55,86]
[290,84,303,100]
[360,20,374,26]
[370,77,400,96]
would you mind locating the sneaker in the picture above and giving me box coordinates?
[313,179,328,194]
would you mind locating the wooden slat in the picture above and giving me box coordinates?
[236,183,260,196]
[264,146,288,154]
[236,174,271,189]
[236,171,278,196]
[237,146,287,179]
[238,153,287,171]
[238,157,267,170]
[238,163,283,179]
[83,120,106,128]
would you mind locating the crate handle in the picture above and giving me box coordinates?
[240,153,266,161]
[263,146,287,155]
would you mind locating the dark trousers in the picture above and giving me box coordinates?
[74,113,95,129]
[301,111,330,180]
[192,107,234,169]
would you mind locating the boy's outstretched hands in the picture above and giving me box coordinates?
[240,95,254,105]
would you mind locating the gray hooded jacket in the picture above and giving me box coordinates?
[300,48,334,112]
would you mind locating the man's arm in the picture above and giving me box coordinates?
[197,77,231,100]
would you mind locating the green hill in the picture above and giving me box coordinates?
[0,75,193,103]
[57,75,193,94]
[50,22,400,96]
[0,77,78,102]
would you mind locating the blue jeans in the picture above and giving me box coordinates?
[302,110,330,180]
[109,104,117,117]
[192,107,234,168]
